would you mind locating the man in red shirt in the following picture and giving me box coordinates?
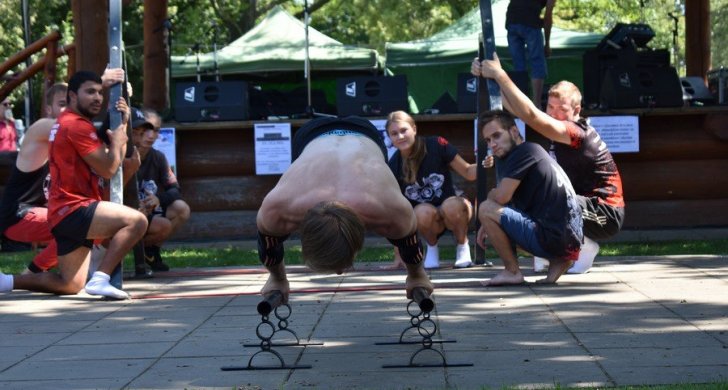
[1,71,147,299]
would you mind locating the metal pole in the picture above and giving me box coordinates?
[304,0,312,112]
[108,0,124,288]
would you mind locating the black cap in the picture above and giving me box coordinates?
[131,107,153,129]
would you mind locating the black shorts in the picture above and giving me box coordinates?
[578,196,625,240]
[51,202,98,256]
[291,116,387,161]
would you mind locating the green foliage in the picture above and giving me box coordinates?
[2,0,725,120]
[2,239,727,275]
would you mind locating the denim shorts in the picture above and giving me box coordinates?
[499,206,550,258]
[506,23,547,79]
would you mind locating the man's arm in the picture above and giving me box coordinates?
[475,55,571,144]
[543,0,556,57]
[487,177,520,205]
[83,97,129,179]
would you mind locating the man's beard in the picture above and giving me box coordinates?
[76,103,99,120]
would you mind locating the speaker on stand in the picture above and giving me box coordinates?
[335,75,408,116]
[174,81,249,122]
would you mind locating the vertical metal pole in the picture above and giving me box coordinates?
[304,0,312,113]
[475,0,502,265]
[108,0,124,288]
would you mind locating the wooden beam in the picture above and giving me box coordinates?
[143,0,169,111]
[685,0,710,79]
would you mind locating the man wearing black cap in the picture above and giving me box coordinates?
[130,108,189,272]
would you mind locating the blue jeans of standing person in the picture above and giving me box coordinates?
[506,23,547,79]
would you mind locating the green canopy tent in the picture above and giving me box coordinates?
[385,0,603,112]
[170,6,382,110]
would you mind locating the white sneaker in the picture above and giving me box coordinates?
[85,271,130,300]
[423,244,440,269]
[0,272,13,292]
[568,237,600,274]
[533,257,550,273]
[454,242,473,268]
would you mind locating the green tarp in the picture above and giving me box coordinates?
[171,6,381,78]
[385,0,603,112]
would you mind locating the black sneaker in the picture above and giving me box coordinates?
[145,246,170,272]
[132,265,154,279]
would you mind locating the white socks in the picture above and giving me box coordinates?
[568,237,600,274]
[533,257,550,273]
[85,271,129,300]
[423,243,440,269]
[454,240,473,268]
[0,272,13,292]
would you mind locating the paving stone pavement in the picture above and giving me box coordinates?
[1,255,727,390]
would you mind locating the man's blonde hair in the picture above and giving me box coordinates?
[300,201,365,273]
[548,81,582,109]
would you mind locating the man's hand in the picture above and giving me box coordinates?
[481,154,494,169]
[477,225,489,250]
[404,263,434,299]
[114,97,130,126]
[138,189,159,215]
[261,273,290,303]
[479,53,506,80]
[544,44,552,58]
[102,68,125,89]
[122,146,141,174]
[470,57,482,77]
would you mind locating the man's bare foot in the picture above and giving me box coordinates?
[481,270,525,286]
[536,259,573,284]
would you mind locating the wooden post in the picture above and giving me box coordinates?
[42,38,58,114]
[71,0,108,75]
[143,0,169,111]
[685,0,710,79]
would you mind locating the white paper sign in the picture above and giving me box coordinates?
[369,119,398,160]
[254,122,292,175]
[153,127,177,176]
[588,115,640,153]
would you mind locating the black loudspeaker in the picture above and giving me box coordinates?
[175,81,249,122]
[456,71,530,113]
[680,77,714,105]
[600,65,683,109]
[336,75,408,116]
[430,92,458,114]
[583,49,671,108]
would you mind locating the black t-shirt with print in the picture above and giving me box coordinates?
[389,136,460,208]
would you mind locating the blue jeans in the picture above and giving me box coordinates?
[506,23,547,79]
[499,206,551,258]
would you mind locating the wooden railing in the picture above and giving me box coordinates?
[0,30,75,114]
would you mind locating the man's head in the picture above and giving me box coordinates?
[546,81,582,121]
[300,201,365,274]
[67,71,103,119]
[1,98,12,121]
[45,83,68,118]
[479,110,522,159]
[130,107,156,149]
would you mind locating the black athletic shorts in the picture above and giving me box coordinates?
[578,196,625,240]
[51,202,98,256]
[291,116,387,161]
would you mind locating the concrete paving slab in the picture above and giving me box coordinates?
[1,255,726,389]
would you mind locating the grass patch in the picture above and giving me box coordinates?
[2,238,727,275]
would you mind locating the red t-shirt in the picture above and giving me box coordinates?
[47,110,105,228]
[0,120,17,152]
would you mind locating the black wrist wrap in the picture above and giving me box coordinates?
[387,233,423,265]
[257,231,290,267]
